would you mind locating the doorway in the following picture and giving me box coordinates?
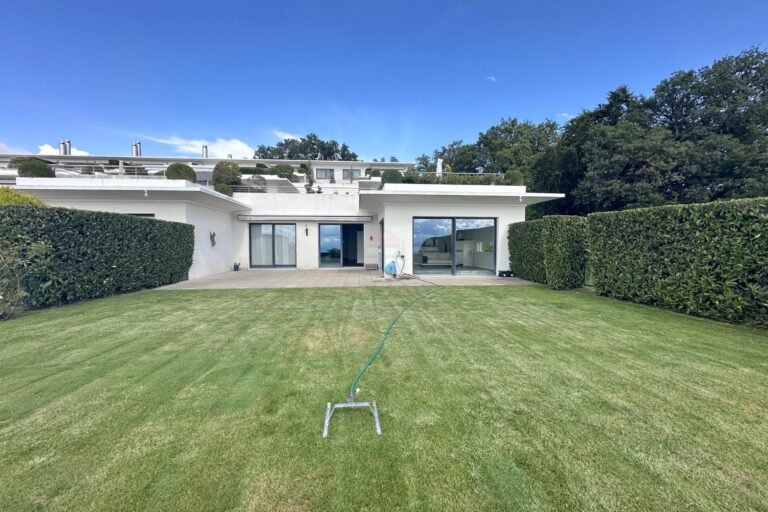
[319,223,364,267]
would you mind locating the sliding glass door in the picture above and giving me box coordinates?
[319,224,342,267]
[249,223,296,267]
[413,217,496,275]
[413,218,454,274]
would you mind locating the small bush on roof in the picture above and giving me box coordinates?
[16,159,55,178]
[212,161,241,186]
[166,163,197,182]
[214,183,234,196]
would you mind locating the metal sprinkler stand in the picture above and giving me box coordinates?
[322,400,382,438]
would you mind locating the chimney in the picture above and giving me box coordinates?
[59,141,67,155]
[202,144,208,159]
[65,140,72,155]
[136,141,142,156]
[227,154,232,159]
[131,142,138,157]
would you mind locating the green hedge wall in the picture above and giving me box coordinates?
[543,216,588,290]
[508,219,548,284]
[508,216,587,289]
[588,198,768,327]
[0,206,194,309]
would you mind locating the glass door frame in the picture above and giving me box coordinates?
[412,217,497,275]
[248,223,297,268]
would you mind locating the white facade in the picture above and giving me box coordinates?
[13,175,563,281]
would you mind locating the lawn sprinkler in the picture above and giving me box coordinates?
[322,273,440,438]
[322,389,382,439]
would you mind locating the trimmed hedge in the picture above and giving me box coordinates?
[508,219,548,284]
[166,162,197,182]
[588,198,768,327]
[0,206,194,309]
[543,216,587,290]
[17,159,55,177]
[508,216,587,288]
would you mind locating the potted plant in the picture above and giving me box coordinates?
[233,262,240,271]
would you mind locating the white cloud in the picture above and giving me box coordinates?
[141,135,254,159]
[38,143,90,156]
[483,76,497,82]
[0,140,31,154]
[273,130,301,141]
[557,112,573,120]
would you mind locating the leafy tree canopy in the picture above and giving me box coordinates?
[253,133,359,161]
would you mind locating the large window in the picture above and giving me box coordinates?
[249,223,296,267]
[413,217,496,274]
[342,168,361,181]
[316,168,334,180]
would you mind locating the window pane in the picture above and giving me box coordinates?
[456,219,495,273]
[413,218,453,274]
[274,225,296,266]
[250,224,273,266]
[316,168,334,180]
[319,224,341,267]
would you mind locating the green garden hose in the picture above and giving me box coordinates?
[347,283,440,401]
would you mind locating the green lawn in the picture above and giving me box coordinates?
[1,286,767,511]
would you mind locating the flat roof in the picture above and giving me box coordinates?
[14,177,249,212]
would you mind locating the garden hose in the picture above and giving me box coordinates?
[347,265,440,401]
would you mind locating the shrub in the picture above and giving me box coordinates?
[0,187,46,206]
[8,156,31,169]
[504,169,524,185]
[508,219,548,284]
[0,206,194,310]
[367,169,382,177]
[212,161,241,186]
[214,183,233,196]
[17,159,55,178]
[381,169,403,184]
[166,163,197,182]
[268,164,297,181]
[588,198,768,327]
[543,216,587,290]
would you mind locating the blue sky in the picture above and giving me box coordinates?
[2,0,766,161]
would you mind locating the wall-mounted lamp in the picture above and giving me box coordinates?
[305,224,309,236]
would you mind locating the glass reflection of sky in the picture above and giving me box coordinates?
[319,225,341,251]
[413,218,452,253]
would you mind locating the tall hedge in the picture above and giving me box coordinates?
[508,216,587,289]
[0,206,194,309]
[543,216,588,290]
[508,219,548,284]
[588,198,768,327]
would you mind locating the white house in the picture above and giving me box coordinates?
[7,155,563,280]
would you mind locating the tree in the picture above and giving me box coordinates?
[212,161,241,186]
[414,154,435,173]
[253,133,360,161]
[165,163,197,182]
[389,156,399,162]
[476,118,560,180]
[267,164,296,181]
[16,159,55,178]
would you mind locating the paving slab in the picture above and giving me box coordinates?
[159,269,531,290]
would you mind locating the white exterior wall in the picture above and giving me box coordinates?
[184,204,237,278]
[380,202,526,275]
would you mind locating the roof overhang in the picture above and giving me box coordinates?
[238,215,372,223]
[359,183,564,208]
[13,177,249,212]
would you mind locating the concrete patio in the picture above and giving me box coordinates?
[160,268,531,290]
